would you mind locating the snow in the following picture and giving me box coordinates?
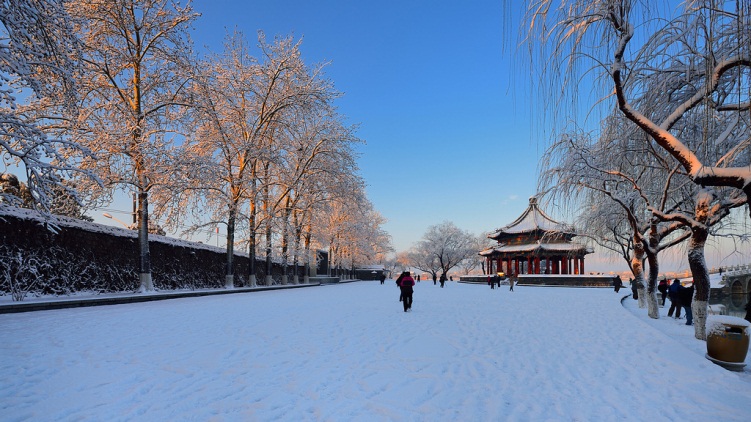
[487,242,590,253]
[1,206,231,254]
[492,197,572,236]
[2,282,751,421]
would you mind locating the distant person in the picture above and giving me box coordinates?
[631,278,638,300]
[657,279,668,306]
[379,274,386,285]
[509,277,514,292]
[417,274,421,282]
[745,292,751,324]
[433,274,437,285]
[489,275,495,289]
[680,282,694,326]
[667,279,682,318]
[449,276,453,281]
[398,271,415,312]
[613,275,622,293]
[439,273,446,288]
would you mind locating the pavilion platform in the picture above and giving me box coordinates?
[517,274,616,287]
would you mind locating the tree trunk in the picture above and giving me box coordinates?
[292,212,302,285]
[689,191,712,340]
[645,248,660,319]
[303,228,311,284]
[263,165,273,286]
[265,224,273,285]
[280,208,289,285]
[631,237,646,309]
[248,177,257,287]
[137,186,153,292]
[224,207,235,289]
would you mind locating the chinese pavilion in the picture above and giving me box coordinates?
[480,197,592,277]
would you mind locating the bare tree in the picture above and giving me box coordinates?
[68,0,198,291]
[415,221,476,279]
[0,0,95,217]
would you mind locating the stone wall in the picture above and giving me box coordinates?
[517,274,616,287]
[0,208,304,298]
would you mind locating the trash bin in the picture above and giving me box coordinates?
[706,315,750,370]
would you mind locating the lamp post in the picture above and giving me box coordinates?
[103,212,133,229]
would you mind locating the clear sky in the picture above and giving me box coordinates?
[191,0,542,248]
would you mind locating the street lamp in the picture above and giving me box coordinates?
[103,212,133,229]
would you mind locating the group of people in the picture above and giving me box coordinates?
[620,276,694,326]
[488,275,514,291]
[391,271,453,312]
[662,278,694,325]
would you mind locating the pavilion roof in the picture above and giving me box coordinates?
[479,242,593,257]
[489,197,575,240]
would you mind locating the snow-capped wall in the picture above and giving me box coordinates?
[0,208,303,298]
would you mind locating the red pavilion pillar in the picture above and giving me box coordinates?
[562,258,568,275]
[530,257,534,274]
[580,257,585,275]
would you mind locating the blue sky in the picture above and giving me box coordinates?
[192,0,542,252]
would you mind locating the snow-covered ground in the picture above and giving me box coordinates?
[2,281,750,421]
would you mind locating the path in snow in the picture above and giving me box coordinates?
[1,281,750,421]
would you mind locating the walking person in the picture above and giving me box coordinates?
[398,271,415,312]
[439,273,446,288]
[489,275,494,289]
[680,281,694,326]
[613,275,622,293]
[630,278,638,300]
[433,274,437,285]
[509,277,514,292]
[657,278,668,306]
[379,274,386,285]
[667,279,682,318]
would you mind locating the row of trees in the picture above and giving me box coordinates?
[1,0,392,291]
[521,0,750,339]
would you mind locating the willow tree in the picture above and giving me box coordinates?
[540,123,694,317]
[69,0,198,291]
[522,0,750,338]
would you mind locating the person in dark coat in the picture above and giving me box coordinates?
[489,275,494,289]
[657,279,669,306]
[679,282,694,325]
[439,273,446,288]
[630,278,638,300]
[613,275,622,293]
[432,274,437,285]
[398,271,415,312]
[744,292,751,324]
[667,279,682,318]
[396,272,405,302]
[379,274,386,285]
